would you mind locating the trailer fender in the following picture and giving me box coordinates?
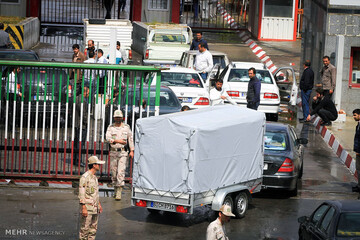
[211,185,249,211]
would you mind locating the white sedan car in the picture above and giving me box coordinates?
[148,67,210,109]
[219,62,284,121]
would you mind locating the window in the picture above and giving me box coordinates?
[349,47,360,88]
[160,72,203,88]
[320,207,335,234]
[148,0,168,10]
[337,213,360,237]
[264,131,288,151]
[264,0,293,18]
[0,0,19,3]
[311,205,329,225]
[227,69,274,84]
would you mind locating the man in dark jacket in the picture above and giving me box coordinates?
[306,88,337,126]
[352,109,360,194]
[246,67,261,110]
[300,60,314,122]
[190,32,209,51]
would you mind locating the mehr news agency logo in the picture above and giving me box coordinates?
[5,229,65,236]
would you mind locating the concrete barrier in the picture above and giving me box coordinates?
[4,17,40,50]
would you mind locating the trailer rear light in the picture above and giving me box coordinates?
[128,49,133,60]
[227,91,239,97]
[145,49,149,59]
[176,205,188,213]
[194,97,209,105]
[277,158,294,172]
[264,92,278,99]
[135,200,147,207]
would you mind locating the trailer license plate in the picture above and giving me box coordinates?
[263,163,268,170]
[151,201,176,211]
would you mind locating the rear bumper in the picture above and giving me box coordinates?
[143,59,177,66]
[229,102,280,114]
[262,174,297,190]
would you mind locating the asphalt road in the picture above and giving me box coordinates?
[0,123,358,240]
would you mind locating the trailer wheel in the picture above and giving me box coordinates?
[223,195,233,211]
[234,192,248,218]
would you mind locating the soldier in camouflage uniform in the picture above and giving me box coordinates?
[105,110,134,200]
[78,156,105,240]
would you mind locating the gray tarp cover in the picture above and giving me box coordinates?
[133,105,265,194]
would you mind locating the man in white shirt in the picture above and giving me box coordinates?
[210,79,236,106]
[206,204,234,240]
[96,49,108,94]
[84,50,96,85]
[195,42,213,81]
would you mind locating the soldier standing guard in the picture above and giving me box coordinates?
[78,156,104,240]
[106,110,134,201]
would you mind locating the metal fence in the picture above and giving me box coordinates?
[182,0,249,30]
[40,0,127,24]
[0,60,163,181]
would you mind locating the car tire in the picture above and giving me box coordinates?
[234,192,248,218]
[223,195,234,212]
[298,162,304,179]
[271,113,278,122]
[289,181,298,197]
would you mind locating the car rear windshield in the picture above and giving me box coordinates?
[337,213,360,237]
[264,132,287,151]
[160,72,203,88]
[124,89,180,108]
[228,69,273,84]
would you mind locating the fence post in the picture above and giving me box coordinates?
[155,71,161,116]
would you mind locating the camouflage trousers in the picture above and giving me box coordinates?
[79,214,98,240]
[110,151,128,187]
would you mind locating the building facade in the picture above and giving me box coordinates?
[302,0,360,114]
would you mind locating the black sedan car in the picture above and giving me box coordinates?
[262,122,308,196]
[298,200,360,240]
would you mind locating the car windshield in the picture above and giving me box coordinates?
[152,31,186,43]
[337,213,360,237]
[160,72,203,88]
[0,52,38,61]
[125,89,180,108]
[264,131,287,151]
[228,69,273,84]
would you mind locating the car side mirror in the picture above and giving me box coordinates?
[298,216,309,224]
[296,138,308,145]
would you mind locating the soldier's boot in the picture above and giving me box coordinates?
[115,186,122,201]
[113,187,118,198]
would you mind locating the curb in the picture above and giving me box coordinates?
[312,117,358,181]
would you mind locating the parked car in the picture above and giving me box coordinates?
[298,200,360,240]
[147,67,210,109]
[218,62,297,121]
[263,122,308,196]
[179,50,230,73]
[118,85,182,125]
[0,49,40,61]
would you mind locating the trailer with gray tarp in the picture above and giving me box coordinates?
[131,105,265,218]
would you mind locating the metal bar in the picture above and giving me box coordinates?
[155,69,161,116]
[19,70,26,173]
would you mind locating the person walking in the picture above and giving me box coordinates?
[190,32,209,51]
[352,108,360,197]
[209,79,236,106]
[195,42,213,80]
[0,23,11,49]
[306,88,338,126]
[206,205,234,240]
[96,49,108,94]
[78,155,104,240]
[104,0,114,19]
[246,67,261,110]
[300,60,314,122]
[71,44,86,84]
[105,110,134,201]
[319,56,336,98]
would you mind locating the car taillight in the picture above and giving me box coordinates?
[145,49,149,59]
[278,158,294,172]
[194,97,209,105]
[264,92,278,99]
[135,200,147,207]
[176,205,188,213]
[128,49,132,60]
[227,91,240,97]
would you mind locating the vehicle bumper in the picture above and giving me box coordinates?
[143,59,178,66]
[230,102,280,114]
[262,174,297,190]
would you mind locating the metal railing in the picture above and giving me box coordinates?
[0,60,163,181]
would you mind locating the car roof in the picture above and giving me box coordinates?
[325,200,360,212]
[231,61,267,70]
[162,67,199,73]
[265,122,289,132]
[0,49,40,60]
[184,50,228,56]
